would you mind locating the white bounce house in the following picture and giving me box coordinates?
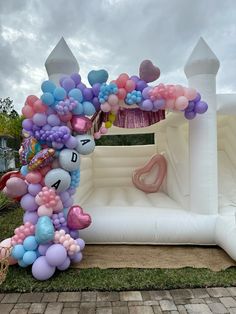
[45,37,236,261]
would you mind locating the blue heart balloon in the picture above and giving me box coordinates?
[88,70,108,86]
[35,216,54,244]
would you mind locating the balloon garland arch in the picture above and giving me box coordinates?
[0,60,208,281]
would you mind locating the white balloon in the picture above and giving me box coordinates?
[75,134,95,155]
[45,169,71,193]
[59,149,80,171]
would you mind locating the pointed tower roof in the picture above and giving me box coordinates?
[45,37,79,84]
[184,37,220,78]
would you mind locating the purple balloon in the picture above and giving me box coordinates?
[59,191,70,203]
[184,111,196,120]
[153,99,165,110]
[65,136,77,149]
[22,119,33,131]
[76,238,85,250]
[32,256,56,281]
[194,92,201,103]
[38,243,52,256]
[136,80,147,91]
[23,211,39,225]
[67,188,76,195]
[194,101,208,114]
[70,230,79,239]
[92,83,101,96]
[33,113,47,127]
[42,124,52,131]
[62,78,75,92]
[20,194,38,212]
[71,252,83,263]
[92,97,101,111]
[185,101,195,113]
[47,114,60,126]
[83,88,94,101]
[59,75,70,86]
[28,184,42,196]
[130,75,140,83]
[70,73,81,85]
[45,244,67,267]
[140,99,153,111]
[63,198,73,208]
[57,257,71,270]
[77,83,86,91]
[47,107,55,115]
[142,87,152,99]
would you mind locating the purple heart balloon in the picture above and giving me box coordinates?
[139,60,160,83]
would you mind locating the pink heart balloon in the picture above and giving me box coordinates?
[71,116,92,134]
[139,60,160,83]
[67,205,92,230]
[132,154,167,193]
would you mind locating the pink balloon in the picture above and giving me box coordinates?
[6,177,28,197]
[125,80,135,92]
[26,171,42,184]
[100,127,108,135]
[0,238,17,265]
[117,88,127,100]
[101,102,111,112]
[26,95,38,107]
[165,99,175,109]
[71,116,92,134]
[116,73,129,88]
[38,205,52,217]
[67,205,92,230]
[33,99,47,113]
[108,95,119,106]
[22,105,34,118]
[184,87,197,101]
[175,96,189,110]
[60,113,72,122]
[175,85,184,98]
[94,132,101,139]
[132,154,167,193]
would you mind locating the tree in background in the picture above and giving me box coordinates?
[0,97,22,170]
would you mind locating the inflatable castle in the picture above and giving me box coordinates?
[1,36,236,281]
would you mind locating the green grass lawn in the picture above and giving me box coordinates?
[1,204,236,292]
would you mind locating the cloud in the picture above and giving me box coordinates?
[0,0,236,112]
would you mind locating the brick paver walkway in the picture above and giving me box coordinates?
[1,287,236,313]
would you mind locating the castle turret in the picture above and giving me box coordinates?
[45,37,79,84]
[184,37,220,214]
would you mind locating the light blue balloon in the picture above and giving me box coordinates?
[83,101,96,116]
[18,259,28,268]
[23,251,37,265]
[35,216,54,244]
[20,165,29,176]
[12,244,25,260]
[68,89,83,102]
[88,69,108,86]
[41,92,54,106]
[23,236,38,251]
[41,80,56,93]
[72,102,84,115]
[53,87,66,101]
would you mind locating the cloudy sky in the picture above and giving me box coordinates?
[0,0,236,112]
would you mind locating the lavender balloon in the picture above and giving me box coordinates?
[32,256,56,281]
[23,212,39,225]
[194,101,208,114]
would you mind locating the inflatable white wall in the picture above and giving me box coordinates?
[46,37,236,261]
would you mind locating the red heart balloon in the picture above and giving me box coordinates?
[67,205,92,230]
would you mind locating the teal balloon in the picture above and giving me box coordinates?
[35,216,54,244]
[88,70,108,86]
[83,101,96,116]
